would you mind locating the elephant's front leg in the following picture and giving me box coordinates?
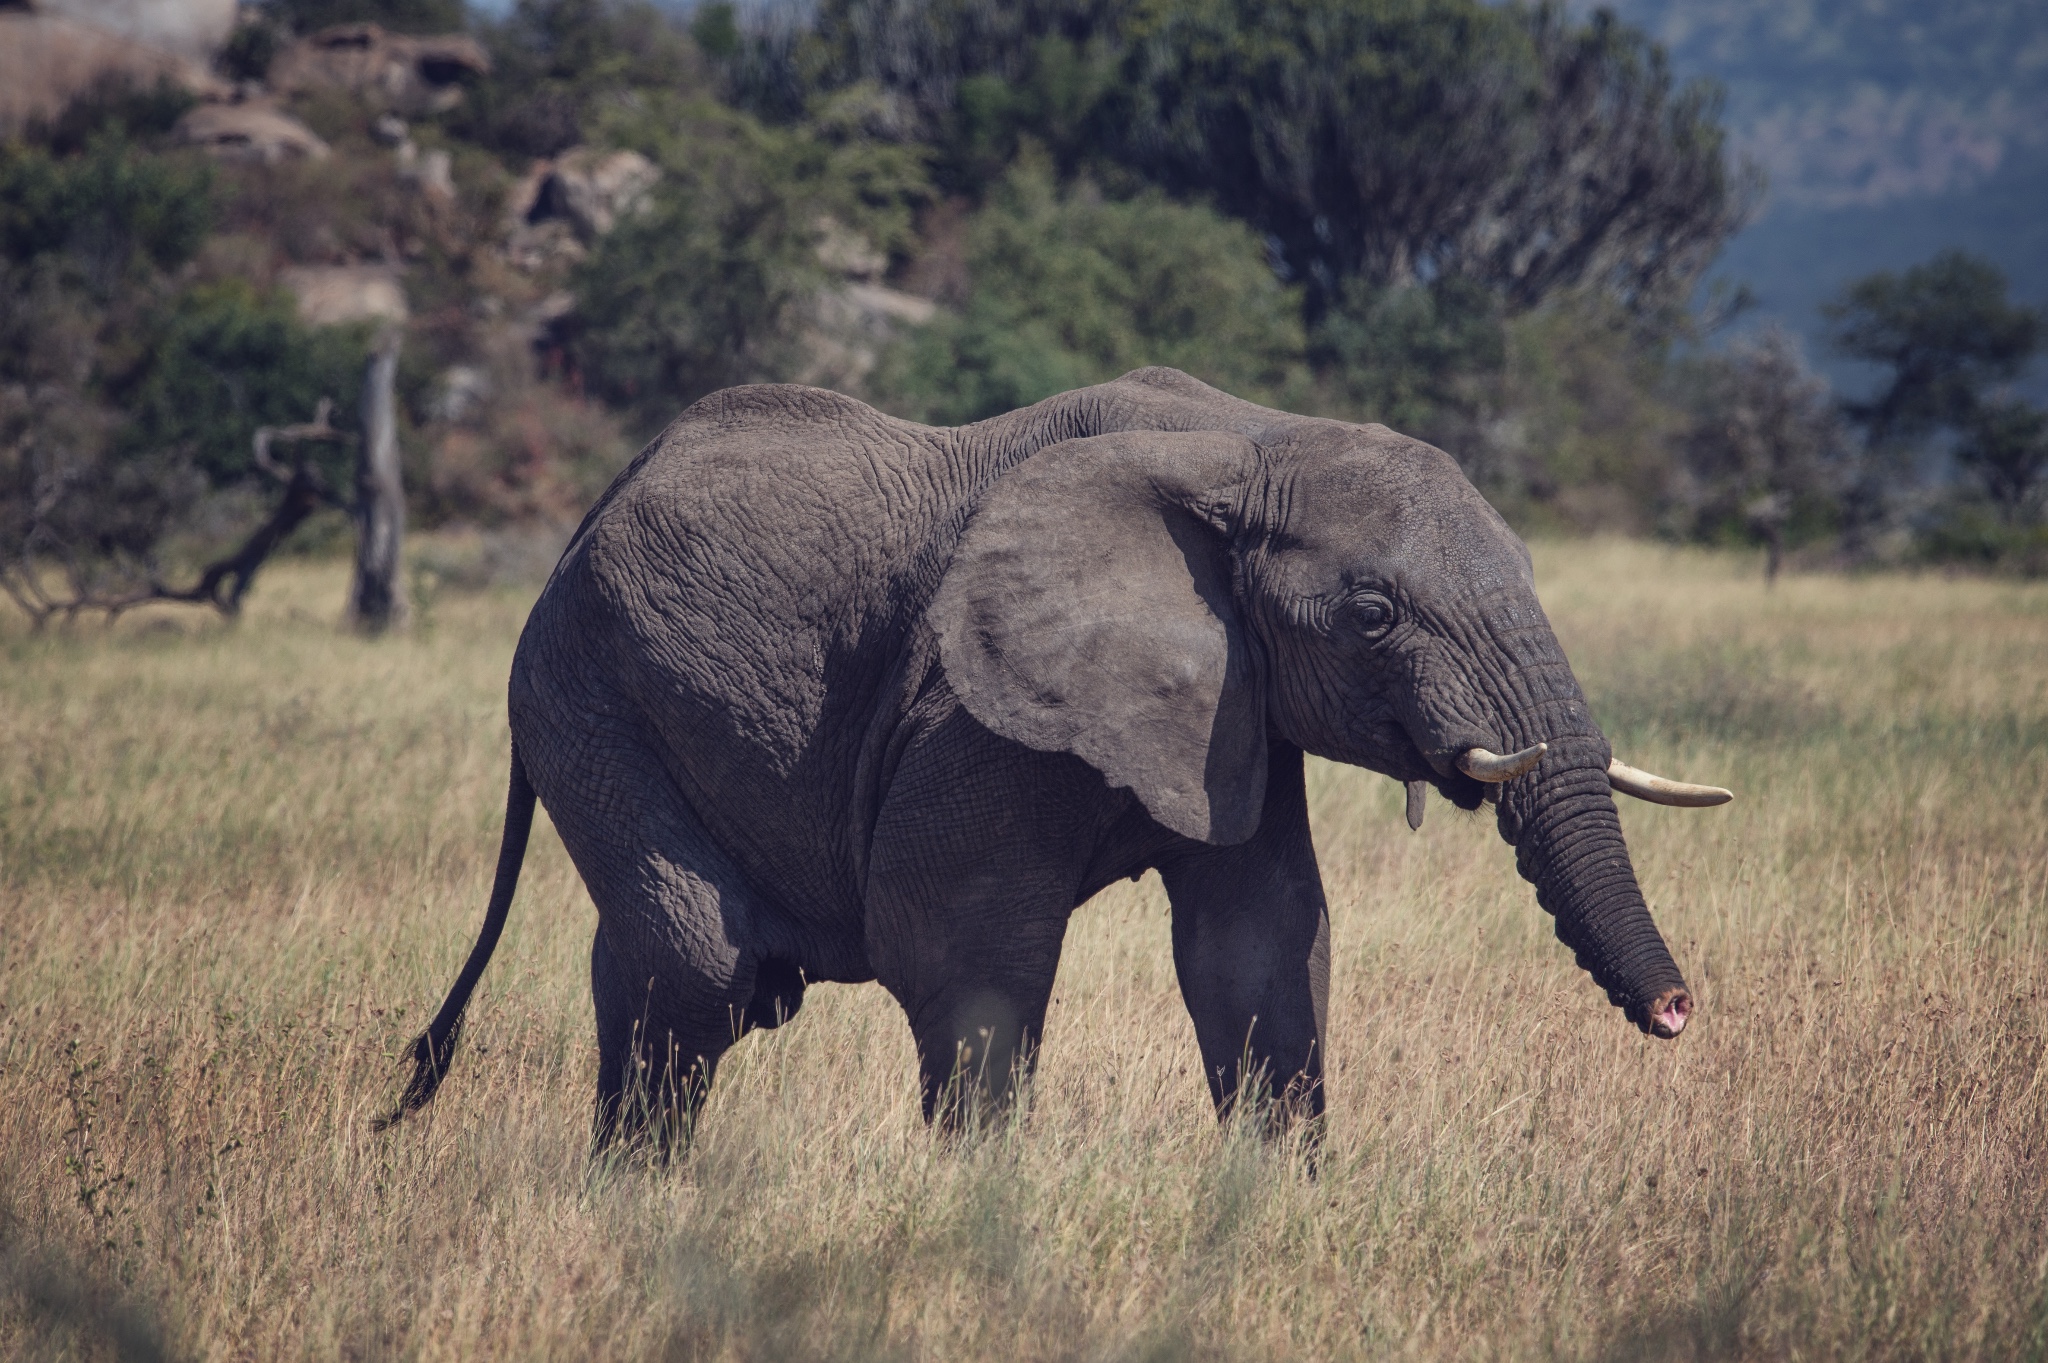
[864,709,1105,1129]
[1158,743,1331,1130]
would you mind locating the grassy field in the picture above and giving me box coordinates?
[2,539,2045,1361]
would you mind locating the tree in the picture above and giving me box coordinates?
[1824,250,2041,451]
[349,328,409,633]
[0,99,380,624]
[775,0,1753,323]
[1125,0,1748,319]
[1310,275,1503,434]
[760,0,1123,190]
[0,276,371,624]
[1671,328,1848,580]
[1824,251,2046,553]
[0,135,212,298]
[1956,399,2048,524]
[569,94,931,431]
[871,158,1306,424]
[456,0,711,159]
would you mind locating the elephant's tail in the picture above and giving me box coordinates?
[375,745,537,1131]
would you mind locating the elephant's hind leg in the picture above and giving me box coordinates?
[589,931,810,1155]
[589,930,712,1157]
[523,710,790,1159]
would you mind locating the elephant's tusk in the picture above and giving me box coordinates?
[1457,743,1548,782]
[1405,779,1428,831]
[1608,758,1733,807]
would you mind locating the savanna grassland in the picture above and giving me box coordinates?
[1,540,2045,1361]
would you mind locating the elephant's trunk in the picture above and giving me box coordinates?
[1495,731,1691,1035]
[1408,603,1691,1036]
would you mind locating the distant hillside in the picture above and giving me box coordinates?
[1597,0,2048,392]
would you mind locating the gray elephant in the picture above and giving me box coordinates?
[381,367,1729,1151]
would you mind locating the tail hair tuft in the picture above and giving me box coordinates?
[373,1018,464,1132]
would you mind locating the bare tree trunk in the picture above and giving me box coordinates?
[349,326,409,634]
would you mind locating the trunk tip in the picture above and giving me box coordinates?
[1647,987,1692,1038]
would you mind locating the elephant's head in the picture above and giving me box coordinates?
[933,419,1726,1038]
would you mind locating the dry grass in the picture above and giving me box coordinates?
[2,540,2045,1361]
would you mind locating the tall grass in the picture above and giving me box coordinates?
[2,541,2044,1360]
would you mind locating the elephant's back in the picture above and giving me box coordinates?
[569,383,964,705]
[511,385,970,924]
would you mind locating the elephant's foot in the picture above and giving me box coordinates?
[910,987,1048,1132]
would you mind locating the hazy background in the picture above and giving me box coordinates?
[1603,0,2048,395]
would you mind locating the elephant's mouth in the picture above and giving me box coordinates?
[1341,717,1489,810]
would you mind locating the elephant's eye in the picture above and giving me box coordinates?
[1344,591,1395,639]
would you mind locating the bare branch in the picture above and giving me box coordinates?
[4,399,347,626]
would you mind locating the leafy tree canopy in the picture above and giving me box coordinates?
[456,0,709,159]
[570,93,933,429]
[1956,399,2048,522]
[872,156,1306,424]
[111,280,369,487]
[1669,327,1848,557]
[1311,276,1504,434]
[1824,249,2042,448]
[0,136,212,296]
[768,0,1751,321]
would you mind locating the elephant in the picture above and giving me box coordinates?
[379,367,1731,1152]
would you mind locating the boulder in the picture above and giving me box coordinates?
[0,12,224,134]
[35,0,235,63]
[503,147,660,269]
[269,23,489,116]
[797,283,938,390]
[814,217,888,281]
[174,99,330,163]
[508,148,659,241]
[280,264,408,327]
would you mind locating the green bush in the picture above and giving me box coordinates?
[872,159,1305,424]
[1311,276,1504,434]
[1917,505,2048,576]
[110,279,369,486]
[2,260,367,594]
[572,95,932,430]
[0,136,212,293]
[27,74,197,155]
[457,0,710,160]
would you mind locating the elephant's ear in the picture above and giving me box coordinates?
[931,430,1268,845]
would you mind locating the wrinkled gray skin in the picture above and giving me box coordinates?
[389,367,1690,1152]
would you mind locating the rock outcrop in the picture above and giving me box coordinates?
[269,23,489,116]
[0,10,224,133]
[280,264,408,327]
[174,99,330,163]
[502,148,661,269]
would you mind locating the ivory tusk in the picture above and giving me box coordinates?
[1405,779,1428,831]
[1457,742,1548,782]
[1608,759,1733,807]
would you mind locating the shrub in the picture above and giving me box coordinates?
[872,158,1305,424]
[0,136,212,294]
[1667,328,1850,572]
[570,93,932,431]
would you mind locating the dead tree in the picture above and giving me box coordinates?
[348,325,409,634]
[5,327,415,631]
[1,402,350,627]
